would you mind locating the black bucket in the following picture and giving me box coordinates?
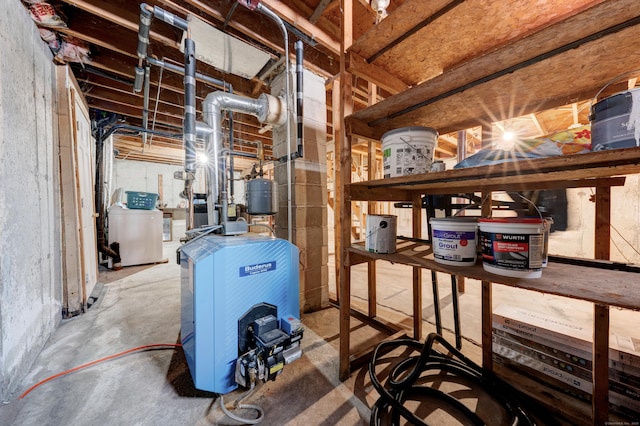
[590,88,640,151]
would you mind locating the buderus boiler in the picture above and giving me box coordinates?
[130,0,307,402]
[180,234,303,394]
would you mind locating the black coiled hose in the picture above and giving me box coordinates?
[368,333,537,426]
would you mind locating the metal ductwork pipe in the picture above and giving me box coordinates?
[184,38,197,174]
[145,57,232,92]
[202,91,286,227]
[94,123,182,265]
[254,1,294,242]
[142,66,151,145]
[295,40,304,159]
[137,4,153,61]
[134,4,207,231]
[152,5,189,30]
[184,37,197,230]
[133,66,145,93]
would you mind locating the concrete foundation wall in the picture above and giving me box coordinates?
[0,4,62,400]
[112,159,189,209]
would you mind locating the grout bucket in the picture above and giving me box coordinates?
[365,215,397,254]
[478,218,545,278]
[430,217,478,266]
[381,126,438,178]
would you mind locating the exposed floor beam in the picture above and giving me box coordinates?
[259,0,340,54]
[310,0,333,24]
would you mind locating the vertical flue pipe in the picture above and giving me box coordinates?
[134,4,152,94]
[256,3,293,242]
[184,36,197,230]
[227,86,236,201]
[134,4,199,229]
[142,66,151,145]
[137,4,153,64]
[295,40,304,159]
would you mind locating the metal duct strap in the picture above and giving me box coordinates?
[133,66,145,93]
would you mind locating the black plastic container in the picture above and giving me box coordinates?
[590,88,640,151]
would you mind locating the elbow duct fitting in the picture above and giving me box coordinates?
[202,91,286,226]
[261,93,287,126]
[203,92,286,126]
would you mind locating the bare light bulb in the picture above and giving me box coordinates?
[502,131,515,142]
[197,153,208,164]
[371,0,390,21]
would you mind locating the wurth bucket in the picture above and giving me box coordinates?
[381,126,438,178]
[478,218,545,278]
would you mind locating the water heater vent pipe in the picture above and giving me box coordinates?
[254,1,293,242]
[202,91,286,226]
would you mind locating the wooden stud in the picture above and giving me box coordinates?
[456,130,466,294]
[481,191,493,372]
[158,174,164,205]
[592,304,610,425]
[57,67,84,316]
[594,186,611,261]
[367,81,377,318]
[338,0,354,382]
[332,78,341,303]
[593,184,611,423]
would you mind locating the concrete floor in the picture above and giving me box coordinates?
[2,224,639,425]
[1,237,378,426]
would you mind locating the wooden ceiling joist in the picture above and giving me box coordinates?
[349,0,640,139]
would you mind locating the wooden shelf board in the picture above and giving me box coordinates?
[347,0,640,139]
[349,242,640,311]
[349,0,613,88]
[348,148,640,200]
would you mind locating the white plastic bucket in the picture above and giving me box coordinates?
[365,215,397,254]
[382,126,438,178]
[430,217,478,266]
[478,218,545,278]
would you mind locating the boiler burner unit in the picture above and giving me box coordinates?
[180,234,303,394]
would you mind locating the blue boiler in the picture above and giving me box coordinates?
[180,234,301,394]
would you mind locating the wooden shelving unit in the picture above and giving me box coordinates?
[339,149,640,424]
[335,2,640,423]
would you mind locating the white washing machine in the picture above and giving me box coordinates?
[108,205,163,266]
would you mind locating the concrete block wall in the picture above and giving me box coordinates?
[272,68,329,312]
[0,4,62,400]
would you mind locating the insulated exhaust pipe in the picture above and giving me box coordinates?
[295,40,304,159]
[134,3,196,229]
